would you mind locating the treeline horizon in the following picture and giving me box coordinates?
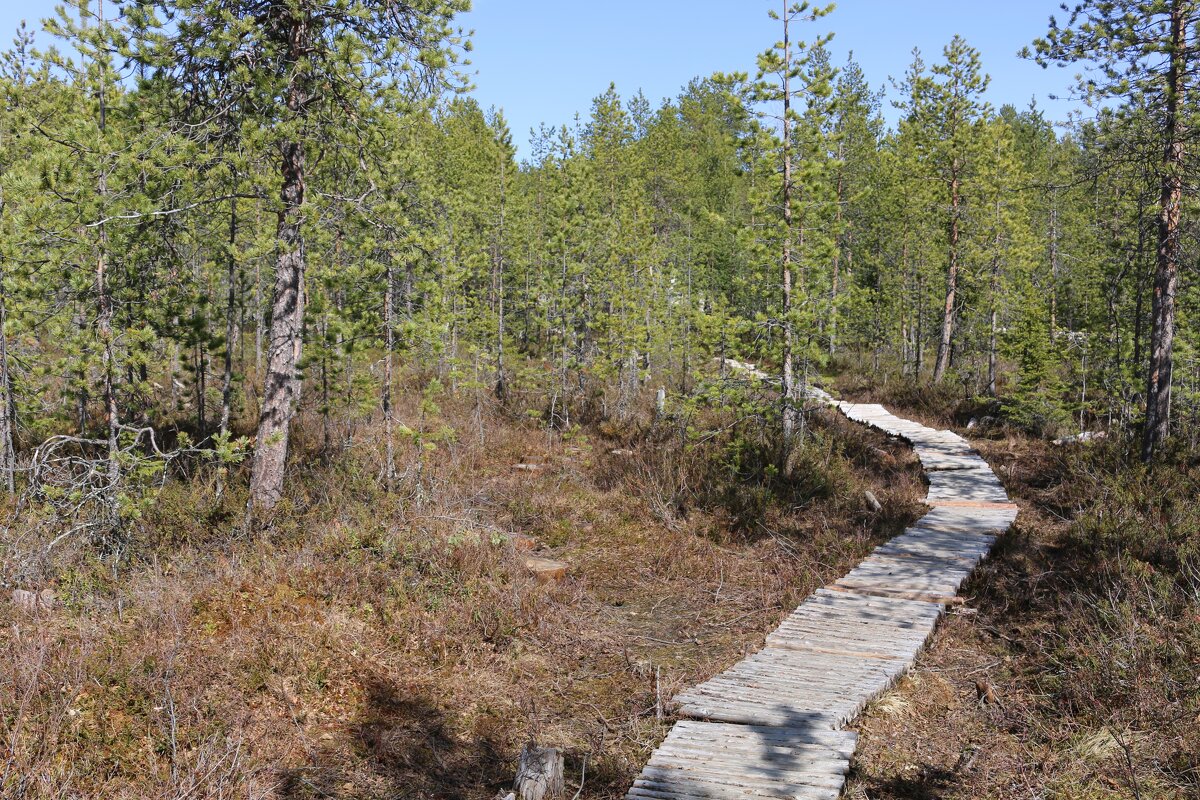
[0,0,1195,543]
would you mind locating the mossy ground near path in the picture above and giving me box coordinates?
[625,399,1019,800]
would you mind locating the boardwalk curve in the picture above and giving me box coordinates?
[626,399,1018,799]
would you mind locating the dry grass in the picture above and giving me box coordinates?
[1,387,925,799]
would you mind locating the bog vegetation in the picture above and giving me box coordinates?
[0,0,1197,798]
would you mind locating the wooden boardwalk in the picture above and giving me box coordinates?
[626,400,1018,800]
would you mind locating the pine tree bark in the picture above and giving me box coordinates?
[0,259,15,495]
[96,0,120,529]
[193,254,208,435]
[382,256,396,492]
[1143,0,1187,463]
[248,8,312,512]
[829,154,844,358]
[494,145,508,400]
[249,138,306,511]
[933,165,961,383]
[987,205,1001,397]
[220,191,238,436]
[1048,188,1060,340]
[780,1,800,471]
[253,239,264,378]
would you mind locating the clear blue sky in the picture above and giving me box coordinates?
[458,0,1086,158]
[2,1,1087,159]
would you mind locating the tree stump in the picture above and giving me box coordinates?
[513,743,564,800]
[523,556,568,583]
[12,589,55,613]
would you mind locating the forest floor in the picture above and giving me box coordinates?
[2,386,928,799]
[3,374,1196,799]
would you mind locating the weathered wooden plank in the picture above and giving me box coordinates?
[769,616,935,642]
[629,779,841,800]
[642,759,848,785]
[682,669,899,701]
[651,739,850,766]
[644,756,849,785]
[868,545,984,566]
[848,555,975,579]
[677,702,860,729]
[738,650,910,677]
[652,740,851,767]
[667,720,855,750]
[676,683,868,710]
[679,676,883,704]
[808,587,946,616]
[768,633,936,657]
[829,583,965,605]
[772,613,936,637]
[767,625,933,653]
[883,528,996,548]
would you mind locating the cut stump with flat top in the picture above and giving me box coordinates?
[524,556,568,583]
[514,743,565,800]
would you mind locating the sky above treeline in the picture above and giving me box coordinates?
[458,0,1091,159]
[1,1,1091,160]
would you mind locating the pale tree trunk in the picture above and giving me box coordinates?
[987,201,1001,397]
[320,317,331,456]
[382,256,396,492]
[1143,0,1187,463]
[681,249,693,393]
[249,138,306,512]
[915,269,925,377]
[193,255,207,434]
[98,239,120,529]
[0,101,14,494]
[933,164,961,383]
[556,250,570,429]
[1133,193,1148,371]
[96,0,121,529]
[1048,188,1059,339]
[220,191,238,436]
[0,264,14,496]
[0,167,14,494]
[987,303,999,397]
[253,237,264,379]
[780,1,800,472]
[829,154,844,358]
[494,146,508,400]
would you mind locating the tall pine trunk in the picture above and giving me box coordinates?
[494,147,507,400]
[829,157,844,358]
[382,256,396,492]
[1143,0,1186,462]
[1048,188,1060,339]
[220,191,238,436]
[0,262,15,495]
[96,0,120,530]
[780,1,800,472]
[933,165,961,383]
[987,201,1001,397]
[249,139,306,511]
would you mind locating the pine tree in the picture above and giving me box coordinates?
[897,36,991,384]
[752,1,835,473]
[1029,0,1200,459]
[140,0,470,511]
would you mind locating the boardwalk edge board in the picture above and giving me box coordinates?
[625,394,1017,799]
